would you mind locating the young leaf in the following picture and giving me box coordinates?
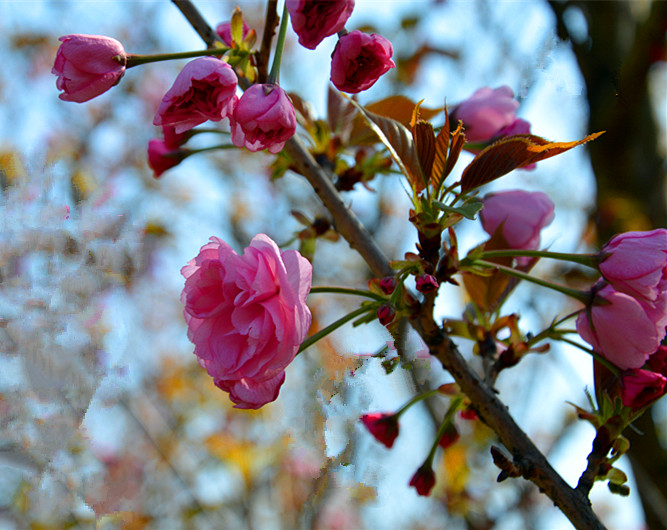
[347,97,422,187]
[460,132,604,192]
[430,107,450,192]
[349,95,439,145]
[411,101,436,191]
[327,85,356,141]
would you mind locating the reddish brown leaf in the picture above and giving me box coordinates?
[460,132,604,193]
[349,95,439,145]
[327,85,356,141]
[410,104,435,191]
[442,121,466,185]
[349,98,422,187]
[429,112,450,192]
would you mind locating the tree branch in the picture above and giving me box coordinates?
[171,2,606,528]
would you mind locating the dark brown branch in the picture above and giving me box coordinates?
[171,0,222,48]
[256,0,279,83]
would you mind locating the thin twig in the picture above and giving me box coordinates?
[257,0,279,83]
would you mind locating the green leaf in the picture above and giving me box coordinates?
[434,198,483,220]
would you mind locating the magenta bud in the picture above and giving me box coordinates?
[379,277,397,295]
[377,303,395,326]
[416,274,439,294]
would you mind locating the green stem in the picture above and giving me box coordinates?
[526,309,583,347]
[298,306,373,353]
[425,397,463,464]
[395,388,442,418]
[309,286,386,302]
[479,249,599,269]
[267,1,289,84]
[124,48,229,68]
[469,259,592,304]
[183,144,238,157]
[559,337,619,375]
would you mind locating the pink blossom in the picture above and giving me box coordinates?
[52,34,126,103]
[496,118,531,138]
[599,229,667,308]
[181,234,312,409]
[361,413,399,448]
[287,0,355,50]
[451,86,520,143]
[147,139,185,178]
[409,463,436,496]
[480,190,555,263]
[576,283,666,370]
[216,20,251,47]
[620,369,667,409]
[330,30,395,93]
[231,84,296,154]
[154,57,238,134]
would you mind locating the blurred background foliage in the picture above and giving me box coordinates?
[0,0,664,528]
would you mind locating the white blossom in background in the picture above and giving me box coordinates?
[0,158,143,520]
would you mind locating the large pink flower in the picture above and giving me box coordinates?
[451,86,520,143]
[231,84,296,154]
[52,34,126,103]
[154,57,238,134]
[576,283,666,370]
[181,234,312,409]
[330,30,394,93]
[287,0,355,50]
[600,229,667,307]
[480,190,555,263]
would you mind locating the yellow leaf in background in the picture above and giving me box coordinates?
[97,512,152,530]
[441,444,469,495]
[71,170,98,201]
[350,483,377,504]
[0,150,27,185]
[205,432,280,486]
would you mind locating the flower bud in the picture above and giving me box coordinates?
[437,423,460,449]
[377,303,395,326]
[409,463,436,496]
[416,274,439,294]
[231,84,297,154]
[480,190,554,265]
[360,413,399,448]
[330,31,394,93]
[576,282,665,370]
[154,57,238,134]
[620,369,667,409]
[287,0,355,50]
[147,139,186,178]
[216,20,251,47]
[379,277,396,295]
[450,86,519,143]
[52,34,126,103]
